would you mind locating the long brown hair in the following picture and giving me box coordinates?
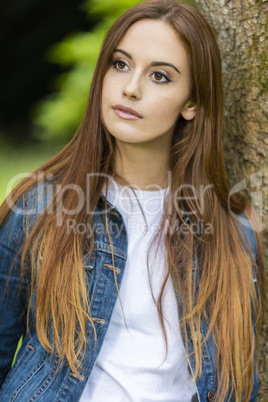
[0,1,265,400]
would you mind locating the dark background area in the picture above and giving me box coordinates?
[0,0,97,144]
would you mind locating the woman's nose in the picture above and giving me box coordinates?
[122,74,142,100]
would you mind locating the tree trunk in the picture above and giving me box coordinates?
[195,0,267,399]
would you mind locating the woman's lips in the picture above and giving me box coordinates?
[112,104,143,120]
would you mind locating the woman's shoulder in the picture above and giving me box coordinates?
[2,180,54,234]
[232,209,259,262]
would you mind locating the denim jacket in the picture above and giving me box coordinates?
[0,187,259,401]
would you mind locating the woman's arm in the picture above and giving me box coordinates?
[0,197,30,387]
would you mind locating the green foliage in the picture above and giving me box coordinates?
[33,0,141,144]
[12,337,23,367]
[0,144,60,203]
[83,0,142,16]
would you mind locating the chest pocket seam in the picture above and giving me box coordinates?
[82,243,127,271]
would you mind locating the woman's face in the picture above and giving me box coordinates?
[101,19,196,148]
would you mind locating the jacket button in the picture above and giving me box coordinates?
[207,390,216,401]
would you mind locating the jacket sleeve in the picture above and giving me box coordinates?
[237,212,261,401]
[0,196,30,387]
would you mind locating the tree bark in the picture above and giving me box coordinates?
[194,0,267,399]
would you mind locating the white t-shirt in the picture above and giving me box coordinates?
[80,182,197,402]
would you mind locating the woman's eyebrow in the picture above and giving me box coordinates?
[151,61,180,74]
[113,48,181,74]
[114,48,132,58]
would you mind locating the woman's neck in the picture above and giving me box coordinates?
[114,140,171,190]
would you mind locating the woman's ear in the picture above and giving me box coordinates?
[181,100,196,121]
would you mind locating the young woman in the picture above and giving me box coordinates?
[0,0,265,401]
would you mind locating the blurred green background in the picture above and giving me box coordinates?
[0,0,141,204]
[0,0,142,365]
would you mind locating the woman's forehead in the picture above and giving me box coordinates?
[115,19,189,70]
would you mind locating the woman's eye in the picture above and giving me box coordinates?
[113,60,128,71]
[152,72,170,83]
